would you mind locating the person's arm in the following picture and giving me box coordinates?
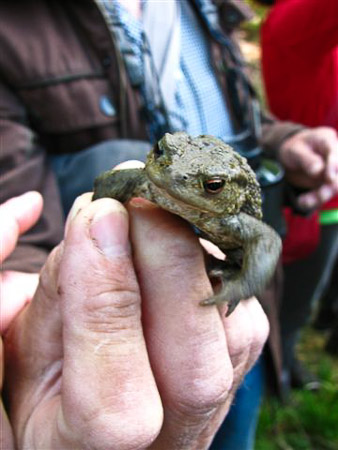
[0,81,64,273]
[4,193,269,450]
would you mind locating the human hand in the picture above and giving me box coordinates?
[0,191,43,449]
[0,191,43,332]
[4,192,269,450]
[279,127,338,210]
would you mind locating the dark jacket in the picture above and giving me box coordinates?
[0,0,301,393]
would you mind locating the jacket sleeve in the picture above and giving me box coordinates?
[0,82,64,273]
[260,118,304,160]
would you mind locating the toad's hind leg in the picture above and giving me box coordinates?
[200,213,281,316]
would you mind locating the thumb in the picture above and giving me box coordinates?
[5,195,162,450]
[59,196,161,446]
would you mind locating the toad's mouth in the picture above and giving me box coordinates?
[146,172,221,215]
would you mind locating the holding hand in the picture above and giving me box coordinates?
[4,193,269,450]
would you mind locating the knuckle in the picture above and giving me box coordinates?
[229,333,252,362]
[59,255,142,331]
[64,393,162,450]
[174,372,233,416]
[80,287,141,334]
[79,405,162,450]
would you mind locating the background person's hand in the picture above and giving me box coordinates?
[4,193,269,450]
[0,191,43,450]
[279,127,338,210]
[0,191,43,332]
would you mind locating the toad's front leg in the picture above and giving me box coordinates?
[93,168,152,202]
[200,213,281,315]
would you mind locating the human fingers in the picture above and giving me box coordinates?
[325,135,338,182]
[60,197,162,448]
[242,298,270,370]
[129,199,233,449]
[0,271,39,333]
[0,191,43,263]
[5,194,163,450]
[279,132,325,178]
[0,193,43,450]
[1,339,15,450]
[199,237,226,260]
[280,128,338,187]
[219,297,269,383]
[201,297,269,445]
[297,182,338,210]
[304,127,338,183]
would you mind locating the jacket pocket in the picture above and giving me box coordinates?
[18,76,118,133]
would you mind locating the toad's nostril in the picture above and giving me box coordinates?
[153,142,164,159]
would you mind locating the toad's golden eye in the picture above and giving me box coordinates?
[203,178,225,194]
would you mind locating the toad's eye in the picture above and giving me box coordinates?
[153,142,164,158]
[203,178,225,194]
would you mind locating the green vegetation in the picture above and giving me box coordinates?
[239,1,270,104]
[243,1,269,42]
[256,328,338,449]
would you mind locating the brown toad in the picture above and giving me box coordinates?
[93,132,281,315]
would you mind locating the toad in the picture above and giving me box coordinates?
[93,132,281,315]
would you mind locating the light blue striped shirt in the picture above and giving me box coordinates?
[106,0,234,140]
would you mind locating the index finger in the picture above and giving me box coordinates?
[298,182,338,210]
[326,144,338,183]
[0,192,43,263]
[306,128,338,182]
[129,199,232,448]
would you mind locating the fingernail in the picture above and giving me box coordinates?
[65,193,93,237]
[90,206,130,258]
[319,186,333,203]
[129,197,156,209]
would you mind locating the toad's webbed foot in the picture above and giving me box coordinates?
[200,274,249,316]
[201,250,246,316]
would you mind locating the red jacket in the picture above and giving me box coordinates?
[261,0,338,263]
[262,0,338,131]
